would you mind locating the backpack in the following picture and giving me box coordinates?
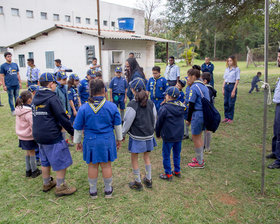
[195,84,221,133]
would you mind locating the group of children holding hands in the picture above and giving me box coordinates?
[15,59,219,198]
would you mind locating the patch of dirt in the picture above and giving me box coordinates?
[229,209,237,217]
[218,193,238,205]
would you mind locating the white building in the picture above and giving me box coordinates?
[8,25,175,83]
[0,0,145,47]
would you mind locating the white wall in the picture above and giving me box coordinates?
[12,29,99,81]
[0,0,145,46]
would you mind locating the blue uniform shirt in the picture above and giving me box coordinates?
[74,97,122,135]
[189,81,210,111]
[109,76,128,94]
[26,66,40,81]
[147,76,168,100]
[201,63,214,75]
[79,78,89,104]
[0,62,19,87]
[177,91,185,103]
[252,75,261,85]
[273,78,280,104]
[68,87,80,111]
[224,67,240,83]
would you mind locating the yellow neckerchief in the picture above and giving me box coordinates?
[166,100,186,109]
[193,80,204,85]
[153,75,161,97]
[88,97,106,114]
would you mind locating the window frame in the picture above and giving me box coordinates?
[75,16,81,24]
[41,12,47,20]
[45,51,55,69]
[18,54,26,68]
[85,18,90,24]
[11,8,19,17]
[103,20,108,26]
[65,15,71,22]
[26,10,33,18]
[0,6,4,15]
[53,13,59,21]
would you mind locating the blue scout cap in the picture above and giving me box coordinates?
[178,79,186,87]
[115,66,122,73]
[57,71,68,80]
[129,78,146,92]
[28,85,39,92]
[164,86,180,98]
[69,73,80,80]
[39,73,56,82]
[87,69,96,78]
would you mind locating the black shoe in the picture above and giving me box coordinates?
[105,187,114,198]
[89,190,98,199]
[36,160,41,166]
[266,153,277,159]
[0,104,4,107]
[143,177,152,188]
[129,181,143,191]
[267,162,280,169]
[159,173,172,181]
[183,135,189,140]
[26,170,32,177]
[172,171,181,178]
[31,169,42,178]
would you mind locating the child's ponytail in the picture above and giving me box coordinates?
[15,91,32,108]
[135,89,148,107]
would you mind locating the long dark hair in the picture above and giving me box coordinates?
[67,77,75,90]
[88,79,105,103]
[15,91,32,108]
[126,58,146,82]
[134,89,148,107]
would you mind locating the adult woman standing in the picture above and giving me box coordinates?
[125,58,146,101]
[222,56,240,124]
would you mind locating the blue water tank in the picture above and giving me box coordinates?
[118,17,135,31]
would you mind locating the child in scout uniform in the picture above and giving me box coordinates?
[79,69,96,104]
[109,67,128,122]
[186,69,210,169]
[202,72,217,154]
[74,79,122,199]
[146,66,168,112]
[26,58,40,87]
[56,72,71,117]
[15,90,41,178]
[68,74,81,125]
[249,72,262,93]
[32,73,76,196]
[176,80,186,103]
[94,72,108,100]
[156,86,186,181]
[122,78,157,190]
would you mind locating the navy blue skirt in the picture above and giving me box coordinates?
[83,132,117,164]
[19,140,38,150]
[128,137,157,153]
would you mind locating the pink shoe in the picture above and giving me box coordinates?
[191,157,205,163]
[227,119,233,124]
[188,161,205,169]
[222,118,229,123]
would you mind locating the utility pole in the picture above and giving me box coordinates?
[97,0,102,67]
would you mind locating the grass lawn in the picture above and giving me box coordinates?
[0,60,280,223]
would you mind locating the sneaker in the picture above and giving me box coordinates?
[267,162,280,169]
[129,181,143,191]
[266,153,277,159]
[66,139,74,147]
[227,119,233,124]
[11,111,16,116]
[143,177,152,188]
[221,118,228,123]
[43,177,56,192]
[159,173,172,181]
[89,190,98,200]
[104,187,114,198]
[188,161,205,169]
[36,160,41,166]
[26,170,32,177]
[172,171,181,178]
[55,183,77,197]
[183,135,189,140]
[31,169,42,178]
[191,157,205,164]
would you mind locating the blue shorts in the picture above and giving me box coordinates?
[128,137,157,153]
[112,93,125,110]
[19,140,38,150]
[38,140,73,171]
[191,111,205,135]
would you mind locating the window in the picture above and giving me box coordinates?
[85,46,95,65]
[28,52,34,59]
[76,17,81,23]
[18,55,25,67]
[111,21,115,27]
[11,8,19,16]
[65,15,71,22]
[45,51,54,69]
[103,20,108,26]
[26,10,33,18]
[53,14,59,21]
[85,18,90,24]
[94,19,98,25]
[41,12,47,20]
[0,6,4,15]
